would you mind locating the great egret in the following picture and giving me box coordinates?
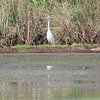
[47,16,55,45]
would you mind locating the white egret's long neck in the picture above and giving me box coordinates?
[48,20,50,31]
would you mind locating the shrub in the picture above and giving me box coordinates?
[0,0,99,47]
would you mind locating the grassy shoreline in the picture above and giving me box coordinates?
[13,44,100,50]
[0,44,99,53]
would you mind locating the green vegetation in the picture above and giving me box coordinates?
[14,45,33,50]
[65,36,73,45]
[0,0,100,47]
[71,43,82,47]
[13,43,100,50]
[72,43,100,48]
[13,44,70,50]
[37,44,70,48]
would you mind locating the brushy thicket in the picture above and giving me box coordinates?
[0,0,100,47]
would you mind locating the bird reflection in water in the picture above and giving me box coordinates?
[47,65,54,100]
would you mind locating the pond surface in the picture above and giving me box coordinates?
[0,53,100,100]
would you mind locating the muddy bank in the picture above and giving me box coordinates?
[0,46,100,53]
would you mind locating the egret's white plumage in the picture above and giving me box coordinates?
[47,16,55,45]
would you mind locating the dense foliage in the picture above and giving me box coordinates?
[0,0,100,47]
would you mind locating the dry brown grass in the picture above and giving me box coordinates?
[49,0,100,44]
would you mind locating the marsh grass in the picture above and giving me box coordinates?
[13,44,70,50]
[13,43,100,50]
[37,44,70,48]
[14,45,33,50]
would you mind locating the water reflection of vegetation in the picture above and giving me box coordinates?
[0,82,100,100]
[0,53,100,67]
[0,70,89,77]
[73,80,100,84]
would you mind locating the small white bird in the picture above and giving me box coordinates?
[47,16,55,45]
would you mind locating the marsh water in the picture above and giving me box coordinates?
[0,53,100,100]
